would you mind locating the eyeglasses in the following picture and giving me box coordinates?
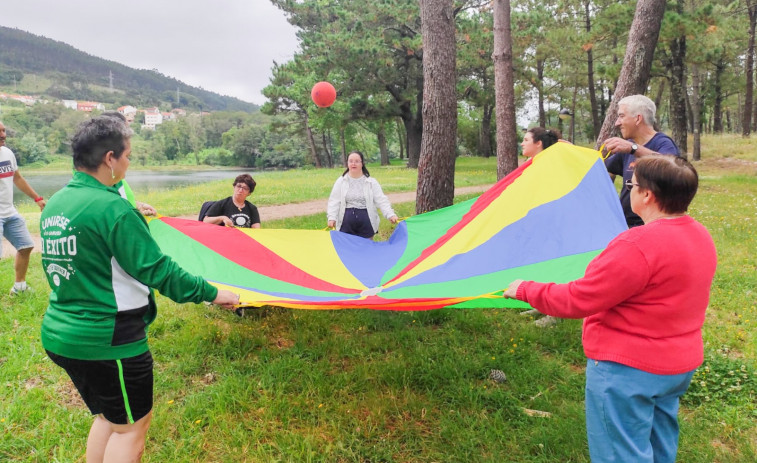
[234,184,250,192]
[624,180,641,191]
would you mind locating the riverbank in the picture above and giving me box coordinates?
[2,184,493,258]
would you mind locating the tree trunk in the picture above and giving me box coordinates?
[685,90,694,133]
[585,0,601,138]
[340,128,348,167]
[397,82,424,168]
[493,0,519,179]
[595,0,667,147]
[396,118,406,160]
[570,86,578,143]
[667,0,687,154]
[416,0,457,214]
[713,56,725,133]
[404,112,423,167]
[305,123,322,168]
[377,123,390,166]
[321,132,333,168]
[537,59,546,127]
[743,0,757,137]
[654,79,665,110]
[480,103,494,158]
[691,63,701,161]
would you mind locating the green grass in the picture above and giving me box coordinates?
[2,135,756,462]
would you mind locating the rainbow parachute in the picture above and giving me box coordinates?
[149,143,626,311]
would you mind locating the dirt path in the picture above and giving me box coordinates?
[3,184,494,258]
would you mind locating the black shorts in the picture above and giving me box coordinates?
[46,350,153,425]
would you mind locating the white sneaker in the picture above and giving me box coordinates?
[9,283,29,296]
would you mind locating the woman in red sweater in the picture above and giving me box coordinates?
[504,155,716,463]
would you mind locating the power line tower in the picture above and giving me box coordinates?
[109,71,114,92]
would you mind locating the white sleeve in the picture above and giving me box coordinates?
[326,177,342,221]
[370,179,396,219]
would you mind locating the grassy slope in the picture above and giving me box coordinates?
[2,135,755,462]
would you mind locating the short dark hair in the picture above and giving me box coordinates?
[101,110,127,123]
[634,155,698,214]
[527,127,561,150]
[233,173,256,193]
[342,150,371,177]
[72,116,132,170]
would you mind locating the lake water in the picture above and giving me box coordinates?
[14,169,249,205]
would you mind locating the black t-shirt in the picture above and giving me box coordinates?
[206,196,260,228]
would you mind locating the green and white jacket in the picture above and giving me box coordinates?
[40,172,218,360]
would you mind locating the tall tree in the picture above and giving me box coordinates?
[416,0,458,213]
[493,0,518,179]
[744,0,757,136]
[270,0,427,166]
[595,0,668,146]
[691,62,702,160]
[584,0,601,138]
[457,11,496,157]
[658,0,688,154]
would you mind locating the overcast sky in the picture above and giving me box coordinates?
[2,0,300,104]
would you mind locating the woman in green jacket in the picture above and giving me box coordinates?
[40,115,239,462]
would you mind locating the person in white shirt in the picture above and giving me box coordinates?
[0,121,46,294]
[327,151,398,239]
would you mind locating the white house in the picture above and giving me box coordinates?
[118,105,138,122]
[143,107,163,129]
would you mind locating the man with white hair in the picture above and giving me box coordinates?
[0,121,46,294]
[603,94,680,227]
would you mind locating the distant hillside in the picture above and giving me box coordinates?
[0,26,258,112]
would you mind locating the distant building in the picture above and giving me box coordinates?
[1,93,37,105]
[62,100,78,110]
[118,105,137,122]
[162,111,175,121]
[143,107,163,130]
[78,101,105,112]
[171,108,187,117]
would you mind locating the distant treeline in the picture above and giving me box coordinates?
[0,100,320,169]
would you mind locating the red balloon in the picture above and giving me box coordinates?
[311,81,337,108]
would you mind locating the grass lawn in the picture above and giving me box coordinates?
[2,134,755,462]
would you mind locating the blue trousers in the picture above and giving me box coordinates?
[585,359,695,463]
[340,208,374,239]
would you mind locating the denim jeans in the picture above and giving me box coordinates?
[585,359,695,463]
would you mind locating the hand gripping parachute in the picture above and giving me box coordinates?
[149,143,627,311]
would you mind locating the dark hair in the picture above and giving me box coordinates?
[72,116,132,170]
[527,127,562,150]
[233,173,256,193]
[101,110,127,123]
[342,151,371,177]
[634,155,698,214]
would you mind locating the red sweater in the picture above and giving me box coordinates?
[516,215,717,375]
